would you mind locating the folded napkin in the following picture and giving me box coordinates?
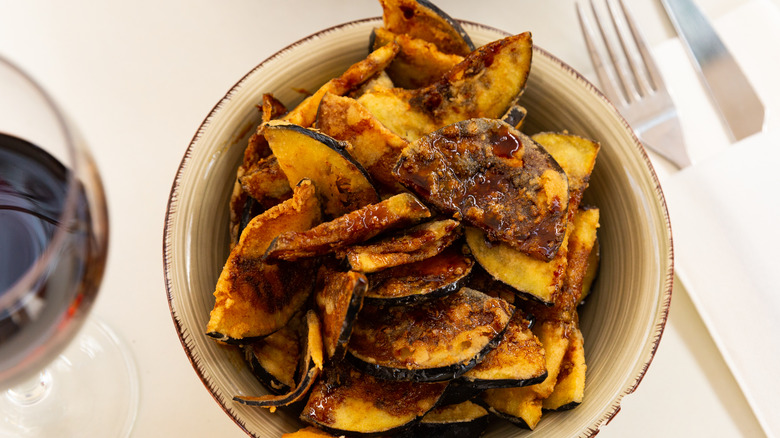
[651,1,780,435]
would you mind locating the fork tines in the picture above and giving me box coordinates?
[576,0,665,106]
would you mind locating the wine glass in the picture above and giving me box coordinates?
[0,55,138,436]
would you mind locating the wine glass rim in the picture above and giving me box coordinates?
[0,54,83,312]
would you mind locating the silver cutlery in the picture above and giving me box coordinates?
[577,0,692,169]
[662,0,764,142]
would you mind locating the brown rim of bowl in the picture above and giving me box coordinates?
[162,16,674,437]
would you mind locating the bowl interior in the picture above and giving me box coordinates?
[164,18,672,438]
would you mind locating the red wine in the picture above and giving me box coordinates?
[0,133,105,386]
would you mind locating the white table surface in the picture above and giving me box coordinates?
[0,1,770,437]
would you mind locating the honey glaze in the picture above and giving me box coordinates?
[490,124,521,159]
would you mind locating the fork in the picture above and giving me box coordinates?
[576,0,692,168]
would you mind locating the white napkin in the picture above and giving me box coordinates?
[651,1,780,436]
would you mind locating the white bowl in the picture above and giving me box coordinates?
[163,17,673,438]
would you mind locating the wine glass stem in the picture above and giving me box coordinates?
[5,370,52,406]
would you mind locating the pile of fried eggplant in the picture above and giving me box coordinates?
[206,0,601,436]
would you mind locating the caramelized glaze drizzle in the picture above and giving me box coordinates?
[490,125,521,158]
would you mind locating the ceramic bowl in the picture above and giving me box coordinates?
[163,17,673,438]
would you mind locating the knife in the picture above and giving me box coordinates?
[661,0,764,142]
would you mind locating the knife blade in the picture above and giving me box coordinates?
[661,0,764,142]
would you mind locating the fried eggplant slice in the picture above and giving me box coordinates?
[480,320,572,430]
[238,155,293,208]
[234,310,324,408]
[265,120,380,218]
[314,264,368,361]
[345,219,461,273]
[316,93,409,194]
[555,207,600,321]
[347,288,514,382]
[351,70,395,98]
[301,363,448,436]
[464,131,600,305]
[465,226,569,306]
[365,245,473,304]
[531,132,600,215]
[581,236,600,303]
[378,0,475,56]
[371,27,464,89]
[229,94,289,246]
[357,32,533,142]
[206,180,322,342]
[395,118,569,261]
[263,193,430,261]
[459,312,547,390]
[243,93,289,167]
[282,41,400,128]
[406,401,489,438]
[543,324,586,411]
[243,312,303,395]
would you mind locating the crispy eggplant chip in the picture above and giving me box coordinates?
[480,320,572,430]
[351,70,396,98]
[239,155,292,203]
[206,180,322,342]
[234,155,294,245]
[465,226,569,306]
[301,363,448,436]
[581,236,600,303]
[265,120,380,218]
[459,312,547,389]
[531,132,600,215]
[229,94,289,246]
[357,32,533,142]
[263,193,430,261]
[243,312,303,395]
[243,93,289,168]
[543,324,586,411]
[234,310,324,408]
[555,207,600,320]
[347,288,514,382]
[365,245,473,304]
[282,41,400,128]
[314,264,368,361]
[404,401,490,438]
[371,27,464,89]
[395,118,569,261]
[316,93,409,194]
[345,219,461,273]
[378,0,475,56]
